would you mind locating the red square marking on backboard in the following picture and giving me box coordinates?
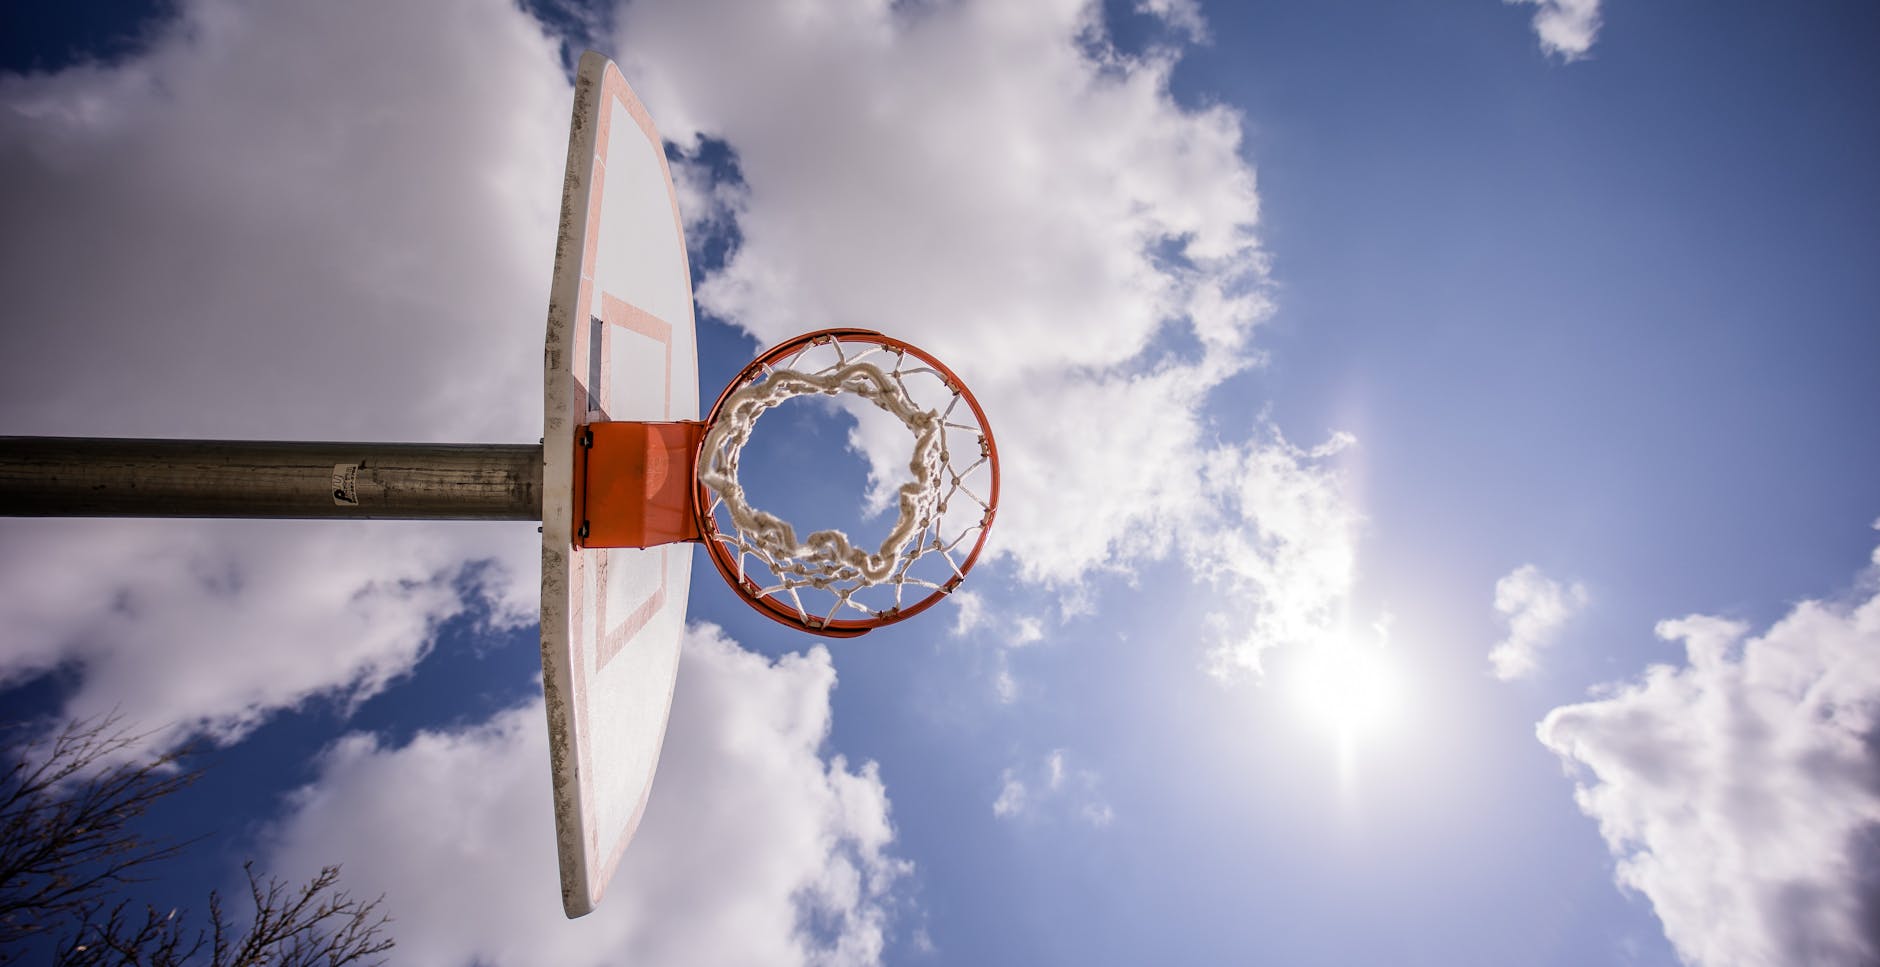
[593,551,669,672]
[587,292,676,672]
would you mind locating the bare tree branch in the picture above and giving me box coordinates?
[53,865,392,967]
[0,715,394,966]
[0,713,200,944]
[53,900,206,966]
[221,864,393,967]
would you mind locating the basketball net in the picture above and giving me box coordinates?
[697,334,995,631]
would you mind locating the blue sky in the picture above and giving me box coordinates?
[3,1,1878,965]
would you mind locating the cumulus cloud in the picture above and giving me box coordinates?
[261,624,908,967]
[0,0,562,443]
[992,749,1113,827]
[1508,0,1603,61]
[1199,426,1361,678]
[615,0,1368,673]
[1537,536,1880,967]
[0,0,566,749]
[950,591,987,638]
[1488,564,1588,681]
[0,518,532,750]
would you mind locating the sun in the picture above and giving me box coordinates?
[1288,632,1403,747]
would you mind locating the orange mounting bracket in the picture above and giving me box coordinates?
[573,421,705,548]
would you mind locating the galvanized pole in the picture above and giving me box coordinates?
[0,438,543,521]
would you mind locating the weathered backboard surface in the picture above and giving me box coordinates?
[541,51,697,919]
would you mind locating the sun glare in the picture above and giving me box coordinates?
[1289,636,1402,746]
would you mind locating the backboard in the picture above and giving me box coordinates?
[541,51,697,919]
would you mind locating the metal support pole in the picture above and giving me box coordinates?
[0,437,544,521]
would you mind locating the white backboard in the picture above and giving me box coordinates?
[540,50,697,919]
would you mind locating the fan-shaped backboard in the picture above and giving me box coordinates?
[540,50,697,919]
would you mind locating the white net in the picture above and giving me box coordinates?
[697,334,995,630]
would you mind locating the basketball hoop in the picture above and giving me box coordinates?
[0,53,995,917]
[696,329,999,638]
[563,327,998,637]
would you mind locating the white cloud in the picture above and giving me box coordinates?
[1199,426,1363,678]
[614,0,1367,672]
[0,0,566,748]
[991,748,1113,827]
[1135,0,1209,44]
[261,624,908,967]
[993,658,1019,705]
[1508,0,1603,61]
[0,0,562,444]
[992,770,1027,818]
[988,615,1048,702]
[1046,749,1067,790]
[1488,564,1589,681]
[950,593,1043,647]
[1537,536,1880,967]
[0,518,534,751]
[950,591,987,638]
[945,590,1042,701]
